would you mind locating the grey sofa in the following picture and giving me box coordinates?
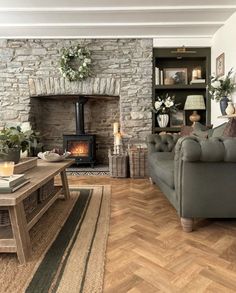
[147,130,236,232]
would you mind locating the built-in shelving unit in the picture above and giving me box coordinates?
[153,47,211,133]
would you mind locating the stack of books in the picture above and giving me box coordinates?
[0,174,30,193]
[190,79,206,84]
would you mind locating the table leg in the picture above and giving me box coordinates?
[8,202,32,264]
[60,170,70,200]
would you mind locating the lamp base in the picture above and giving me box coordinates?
[189,110,200,124]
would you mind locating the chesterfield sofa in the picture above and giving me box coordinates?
[147,129,236,232]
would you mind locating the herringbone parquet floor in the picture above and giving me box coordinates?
[69,176,236,292]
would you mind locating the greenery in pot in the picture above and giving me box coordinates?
[209,68,236,102]
[0,126,39,162]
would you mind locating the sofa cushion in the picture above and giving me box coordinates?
[211,122,227,137]
[148,152,175,188]
[223,119,236,137]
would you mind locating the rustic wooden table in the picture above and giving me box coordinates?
[0,159,74,264]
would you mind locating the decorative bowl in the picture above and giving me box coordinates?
[37,151,71,162]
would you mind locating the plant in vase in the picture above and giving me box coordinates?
[209,68,236,115]
[0,125,39,164]
[152,94,180,128]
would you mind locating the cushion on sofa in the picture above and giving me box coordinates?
[148,152,175,188]
[211,122,227,137]
[180,122,212,137]
[223,119,236,137]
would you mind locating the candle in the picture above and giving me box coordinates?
[197,69,202,79]
[0,161,15,177]
[192,69,198,80]
[115,133,122,146]
[113,122,119,134]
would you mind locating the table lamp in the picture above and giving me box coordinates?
[184,95,205,124]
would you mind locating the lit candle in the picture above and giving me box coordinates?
[197,69,202,79]
[113,122,119,134]
[0,161,15,177]
[115,133,122,146]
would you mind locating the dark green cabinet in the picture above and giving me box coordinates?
[152,47,211,133]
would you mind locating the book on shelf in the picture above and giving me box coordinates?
[160,70,164,85]
[0,178,30,193]
[190,79,206,84]
[155,67,159,85]
[0,174,25,188]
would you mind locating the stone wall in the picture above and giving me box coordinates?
[0,39,153,163]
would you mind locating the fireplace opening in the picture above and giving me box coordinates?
[63,96,96,167]
[69,141,89,157]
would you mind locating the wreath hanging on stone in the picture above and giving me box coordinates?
[59,45,91,82]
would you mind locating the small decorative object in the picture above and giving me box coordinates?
[191,66,202,81]
[0,126,39,164]
[225,101,235,115]
[184,95,205,124]
[152,94,180,128]
[209,68,236,115]
[163,68,188,85]
[38,150,71,162]
[0,161,14,177]
[216,53,225,77]
[59,45,91,82]
[157,114,169,128]
[170,110,185,127]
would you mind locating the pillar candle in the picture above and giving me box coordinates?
[197,69,202,79]
[115,133,122,146]
[113,122,119,134]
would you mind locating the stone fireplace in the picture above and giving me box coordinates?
[0,39,153,164]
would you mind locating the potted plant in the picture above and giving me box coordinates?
[0,126,38,164]
[209,68,236,115]
[152,94,180,128]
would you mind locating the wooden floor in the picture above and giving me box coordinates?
[68,175,236,292]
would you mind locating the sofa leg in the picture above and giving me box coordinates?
[181,217,194,232]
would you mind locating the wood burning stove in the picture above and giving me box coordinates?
[63,96,96,167]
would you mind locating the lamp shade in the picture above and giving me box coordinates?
[184,95,205,110]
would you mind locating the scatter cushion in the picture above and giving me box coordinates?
[223,118,236,137]
[192,129,210,138]
[180,122,212,137]
[211,122,227,137]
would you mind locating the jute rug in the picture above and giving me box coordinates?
[0,185,111,293]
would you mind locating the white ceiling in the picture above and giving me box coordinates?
[0,0,236,38]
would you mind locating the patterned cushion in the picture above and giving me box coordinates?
[223,118,236,137]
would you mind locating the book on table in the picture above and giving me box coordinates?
[0,174,25,188]
[0,178,30,193]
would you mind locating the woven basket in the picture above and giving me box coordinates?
[0,208,10,227]
[38,178,55,203]
[129,147,148,178]
[23,190,38,216]
[109,154,128,178]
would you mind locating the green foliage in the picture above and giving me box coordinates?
[59,45,92,82]
[0,126,39,155]
[209,68,236,102]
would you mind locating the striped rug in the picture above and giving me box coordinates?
[0,186,110,293]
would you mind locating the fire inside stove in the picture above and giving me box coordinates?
[68,141,89,157]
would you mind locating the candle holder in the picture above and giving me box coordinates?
[0,161,15,177]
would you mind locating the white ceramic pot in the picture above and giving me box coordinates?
[225,101,235,115]
[157,114,169,128]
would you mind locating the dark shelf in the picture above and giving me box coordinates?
[154,127,181,132]
[152,47,211,133]
[154,84,206,90]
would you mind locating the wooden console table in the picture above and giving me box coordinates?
[0,159,74,264]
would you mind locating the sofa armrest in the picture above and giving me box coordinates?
[175,136,236,162]
[147,133,180,153]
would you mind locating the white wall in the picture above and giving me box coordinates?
[211,12,236,126]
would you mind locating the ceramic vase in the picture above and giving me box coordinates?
[157,114,169,128]
[220,97,229,115]
[225,101,235,115]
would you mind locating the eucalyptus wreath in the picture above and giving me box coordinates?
[59,45,92,82]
